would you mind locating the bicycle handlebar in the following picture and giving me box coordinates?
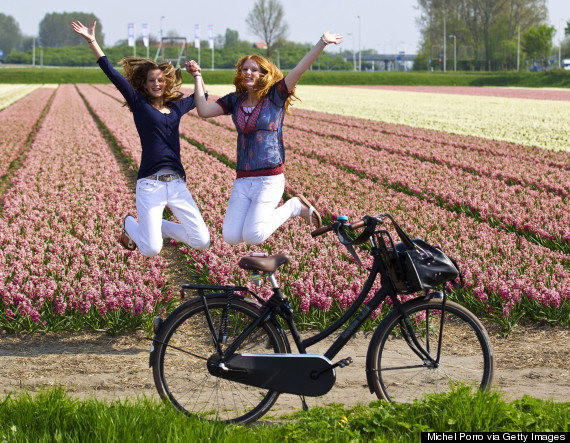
[311,218,366,238]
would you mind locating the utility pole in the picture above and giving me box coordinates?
[443,16,446,72]
[558,18,564,68]
[449,34,456,71]
[517,25,520,71]
[358,15,362,72]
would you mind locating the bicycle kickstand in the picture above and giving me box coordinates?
[299,395,309,411]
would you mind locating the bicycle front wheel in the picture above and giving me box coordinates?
[152,296,287,424]
[367,298,494,402]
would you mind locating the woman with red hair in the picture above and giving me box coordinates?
[187,31,342,246]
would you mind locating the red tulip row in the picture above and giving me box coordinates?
[344,85,570,101]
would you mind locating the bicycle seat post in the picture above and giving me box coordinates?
[267,272,280,290]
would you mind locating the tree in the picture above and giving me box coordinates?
[505,0,547,40]
[39,12,104,47]
[416,0,548,71]
[225,28,239,48]
[245,0,288,57]
[0,14,23,55]
[522,23,555,65]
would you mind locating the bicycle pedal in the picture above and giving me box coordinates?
[334,357,353,369]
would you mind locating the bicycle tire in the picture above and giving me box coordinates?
[152,295,287,424]
[366,298,495,402]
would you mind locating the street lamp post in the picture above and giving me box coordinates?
[449,34,456,71]
[443,15,446,72]
[357,15,361,72]
[558,18,564,68]
[517,25,520,71]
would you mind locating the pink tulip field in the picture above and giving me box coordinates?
[0,85,173,333]
[0,83,568,333]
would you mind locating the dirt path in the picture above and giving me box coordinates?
[0,322,568,418]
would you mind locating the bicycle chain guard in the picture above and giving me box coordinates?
[207,353,337,397]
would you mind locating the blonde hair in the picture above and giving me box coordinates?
[233,55,298,114]
[118,57,183,110]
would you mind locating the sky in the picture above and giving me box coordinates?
[3,0,570,56]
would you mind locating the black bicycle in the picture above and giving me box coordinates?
[149,213,495,424]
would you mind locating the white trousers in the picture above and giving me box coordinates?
[125,177,210,256]
[222,174,302,245]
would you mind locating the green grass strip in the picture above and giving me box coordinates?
[0,386,567,442]
[1,67,570,87]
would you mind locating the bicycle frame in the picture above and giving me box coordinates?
[185,223,445,370]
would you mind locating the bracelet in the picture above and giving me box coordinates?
[87,39,95,44]
[193,74,202,78]
[321,35,329,45]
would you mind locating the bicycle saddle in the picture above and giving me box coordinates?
[238,254,290,273]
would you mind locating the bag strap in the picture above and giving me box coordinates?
[334,222,376,270]
[448,255,465,288]
[384,214,415,249]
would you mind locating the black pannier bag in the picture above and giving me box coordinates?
[384,216,462,293]
[335,214,463,294]
[393,238,460,293]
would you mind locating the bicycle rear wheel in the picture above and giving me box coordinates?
[152,296,287,424]
[367,298,494,402]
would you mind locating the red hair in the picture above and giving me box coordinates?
[233,55,298,114]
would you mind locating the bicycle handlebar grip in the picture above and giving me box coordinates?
[311,224,333,238]
[350,220,365,230]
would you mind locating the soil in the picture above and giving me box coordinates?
[0,321,568,419]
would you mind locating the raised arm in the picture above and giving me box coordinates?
[71,20,104,60]
[284,30,343,91]
[185,60,225,118]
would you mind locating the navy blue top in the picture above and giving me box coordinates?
[97,56,202,180]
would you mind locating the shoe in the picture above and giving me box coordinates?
[120,215,137,251]
[296,194,322,228]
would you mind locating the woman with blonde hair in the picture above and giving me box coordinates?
[187,30,342,246]
[72,20,210,256]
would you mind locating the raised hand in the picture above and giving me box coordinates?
[185,60,202,77]
[71,20,96,42]
[322,30,343,45]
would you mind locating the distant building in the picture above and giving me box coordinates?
[252,42,267,49]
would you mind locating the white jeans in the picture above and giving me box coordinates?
[223,174,302,245]
[125,177,210,256]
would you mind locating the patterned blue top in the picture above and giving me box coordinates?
[216,79,291,177]
[97,56,201,180]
